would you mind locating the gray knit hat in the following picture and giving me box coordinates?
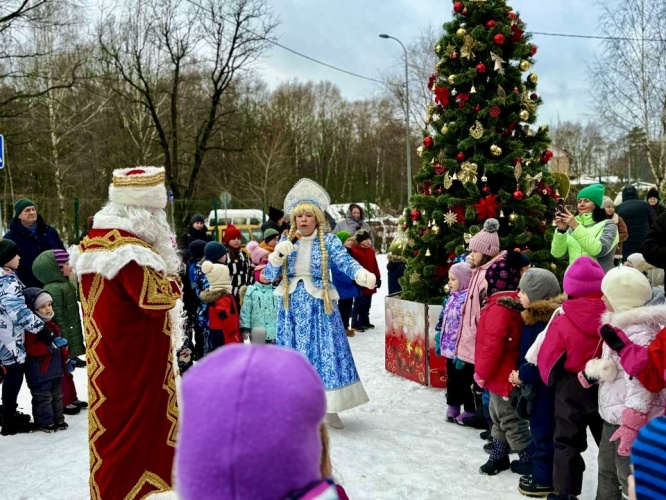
[519,268,561,303]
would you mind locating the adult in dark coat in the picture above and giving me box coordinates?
[641,211,666,269]
[615,186,654,261]
[178,214,212,257]
[4,199,65,288]
[260,206,286,234]
[646,187,665,217]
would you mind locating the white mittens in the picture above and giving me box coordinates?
[269,240,296,267]
[355,268,377,289]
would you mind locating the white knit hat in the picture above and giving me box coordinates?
[202,261,232,294]
[601,267,652,312]
[108,166,167,209]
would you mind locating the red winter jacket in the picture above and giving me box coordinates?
[637,327,666,393]
[537,296,606,386]
[206,290,242,345]
[349,245,380,296]
[25,320,69,374]
[474,291,524,397]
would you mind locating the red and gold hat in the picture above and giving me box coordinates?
[109,166,167,208]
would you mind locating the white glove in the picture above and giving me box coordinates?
[355,268,377,289]
[269,240,295,267]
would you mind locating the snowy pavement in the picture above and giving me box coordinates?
[0,254,599,499]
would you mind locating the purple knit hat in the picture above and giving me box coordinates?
[52,249,69,269]
[468,218,500,257]
[449,262,473,291]
[175,344,326,500]
[563,256,604,298]
[485,257,521,296]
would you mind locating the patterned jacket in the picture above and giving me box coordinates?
[227,248,254,305]
[436,289,467,360]
[0,269,44,365]
[240,283,279,341]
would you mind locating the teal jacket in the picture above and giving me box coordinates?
[32,250,85,357]
[240,283,278,341]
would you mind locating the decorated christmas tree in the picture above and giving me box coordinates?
[399,0,567,304]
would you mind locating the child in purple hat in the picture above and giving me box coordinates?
[175,344,330,500]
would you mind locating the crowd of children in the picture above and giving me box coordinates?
[433,215,666,500]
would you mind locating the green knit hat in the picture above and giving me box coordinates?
[336,231,351,244]
[14,198,36,217]
[577,184,605,208]
[262,228,280,244]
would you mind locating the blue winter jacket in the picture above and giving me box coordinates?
[331,251,361,300]
[4,215,65,288]
[240,283,279,341]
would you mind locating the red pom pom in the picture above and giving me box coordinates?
[453,1,464,13]
[486,20,496,28]
[423,136,434,148]
[530,44,538,56]
[493,34,505,45]
[456,152,466,162]
[513,190,525,201]
[476,62,486,74]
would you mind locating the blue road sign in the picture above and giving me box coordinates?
[0,135,4,170]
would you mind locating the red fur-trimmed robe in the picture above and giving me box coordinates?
[74,228,181,499]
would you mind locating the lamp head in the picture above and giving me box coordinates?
[379,34,389,38]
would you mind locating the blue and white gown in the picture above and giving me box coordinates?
[264,232,369,412]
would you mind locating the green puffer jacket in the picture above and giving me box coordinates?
[239,283,278,341]
[551,213,619,273]
[32,250,85,357]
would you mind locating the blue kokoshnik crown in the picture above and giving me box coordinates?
[283,178,331,215]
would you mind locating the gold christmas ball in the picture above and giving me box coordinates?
[509,212,518,222]
[526,128,535,137]
[448,74,457,85]
[528,73,539,84]
[519,110,530,121]
[435,43,442,55]
[441,124,449,135]
[456,28,467,37]
[491,145,502,157]
[539,125,549,133]
[416,145,424,157]
[519,60,531,72]
[550,263,557,272]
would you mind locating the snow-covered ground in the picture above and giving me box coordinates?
[0,254,599,499]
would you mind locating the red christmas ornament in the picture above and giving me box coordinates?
[437,187,443,194]
[486,20,497,28]
[453,1,464,13]
[508,11,517,19]
[474,104,481,113]
[423,181,432,196]
[481,185,491,195]
[489,105,501,118]
[434,86,451,106]
[530,93,538,100]
[450,206,467,225]
[473,195,500,220]
[456,152,466,162]
[428,73,437,89]
[410,209,422,221]
[462,7,468,15]
[456,92,470,109]
[433,162,446,175]
[540,149,554,163]
[423,136,434,148]
[413,250,419,257]
[512,190,525,201]
[476,62,486,74]
[451,52,459,60]
[510,24,524,42]
[493,33,505,45]
[530,44,538,56]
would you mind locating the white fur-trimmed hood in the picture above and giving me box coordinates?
[601,303,666,330]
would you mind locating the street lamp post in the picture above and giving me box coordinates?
[379,33,412,204]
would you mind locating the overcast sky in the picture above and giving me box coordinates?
[256,0,619,126]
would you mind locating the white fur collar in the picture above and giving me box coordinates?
[601,303,666,329]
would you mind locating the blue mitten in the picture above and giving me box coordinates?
[434,331,442,357]
[67,359,76,373]
[54,337,68,348]
[454,357,466,370]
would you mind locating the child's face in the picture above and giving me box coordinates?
[228,237,241,249]
[218,255,228,264]
[268,238,277,248]
[448,273,459,292]
[61,262,72,277]
[192,221,204,231]
[360,239,372,248]
[37,302,53,317]
[468,251,486,268]
[295,211,317,236]
[602,295,614,312]
[518,290,531,308]
[259,269,270,284]
[4,254,20,270]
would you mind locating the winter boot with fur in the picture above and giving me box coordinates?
[479,439,510,475]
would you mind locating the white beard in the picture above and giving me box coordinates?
[92,202,182,275]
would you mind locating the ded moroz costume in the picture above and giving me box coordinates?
[264,179,374,428]
[71,167,182,500]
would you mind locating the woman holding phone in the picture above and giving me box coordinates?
[551,183,619,273]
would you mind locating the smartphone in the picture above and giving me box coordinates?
[556,198,565,215]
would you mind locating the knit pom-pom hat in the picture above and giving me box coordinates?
[468,218,500,257]
[246,241,270,266]
[562,256,604,298]
[202,261,232,294]
[601,266,652,312]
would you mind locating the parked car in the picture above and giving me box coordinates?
[207,209,264,247]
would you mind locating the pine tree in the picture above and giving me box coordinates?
[399,0,567,304]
